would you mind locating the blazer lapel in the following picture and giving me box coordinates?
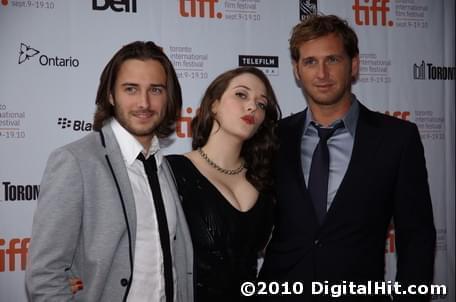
[324,104,384,223]
[279,110,322,228]
[282,110,308,194]
[100,125,137,247]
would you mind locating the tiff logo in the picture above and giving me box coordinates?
[384,111,410,121]
[179,0,222,19]
[0,237,30,272]
[92,0,137,13]
[1,0,8,6]
[176,107,196,138]
[352,0,394,26]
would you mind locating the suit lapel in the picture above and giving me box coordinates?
[100,125,137,246]
[324,104,384,223]
[282,110,308,194]
[279,110,323,228]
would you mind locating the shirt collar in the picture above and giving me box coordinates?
[109,118,163,167]
[304,94,359,137]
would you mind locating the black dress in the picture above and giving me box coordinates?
[167,155,274,302]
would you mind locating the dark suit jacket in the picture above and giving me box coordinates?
[260,103,436,302]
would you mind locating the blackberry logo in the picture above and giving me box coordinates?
[18,43,40,64]
[57,117,72,129]
[57,117,92,131]
[300,0,318,21]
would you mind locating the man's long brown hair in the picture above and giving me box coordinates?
[93,41,182,138]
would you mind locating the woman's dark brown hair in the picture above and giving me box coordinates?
[93,41,182,138]
[192,66,282,192]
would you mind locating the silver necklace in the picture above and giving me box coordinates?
[197,148,244,175]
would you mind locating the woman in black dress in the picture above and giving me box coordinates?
[167,66,281,301]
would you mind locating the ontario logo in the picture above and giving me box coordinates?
[299,0,318,21]
[413,60,455,80]
[58,117,93,131]
[18,43,39,64]
[18,43,80,67]
[238,55,279,76]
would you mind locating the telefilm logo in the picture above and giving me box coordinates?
[239,55,279,76]
[299,0,318,21]
[413,61,455,80]
[58,117,93,132]
[0,237,30,272]
[352,0,394,27]
[18,43,80,67]
[92,0,136,13]
[1,181,39,201]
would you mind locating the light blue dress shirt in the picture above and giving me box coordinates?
[300,95,360,210]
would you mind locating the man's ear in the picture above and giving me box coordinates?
[351,54,360,81]
[292,61,300,81]
[109,94,114,106]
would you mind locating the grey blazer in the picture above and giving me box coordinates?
[25,124,193,302]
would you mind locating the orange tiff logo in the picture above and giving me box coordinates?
[179,0,223,19]
[352,0,394,26]
[176,106,198,138]
[0,237,30,272]
[384,111,410,121]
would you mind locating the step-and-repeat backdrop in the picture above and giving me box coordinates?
[0,1,454,301]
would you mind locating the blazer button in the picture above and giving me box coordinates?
[314,239,323,247]
[120,278,129,287]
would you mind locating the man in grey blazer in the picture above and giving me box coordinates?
[26,41,193,302]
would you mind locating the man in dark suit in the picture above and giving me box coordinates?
[260,15,436,301]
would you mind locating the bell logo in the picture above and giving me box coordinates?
[0,237,30,272]
[352,0,394,26]
[92,0,137,13]
[179,0,223,19]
